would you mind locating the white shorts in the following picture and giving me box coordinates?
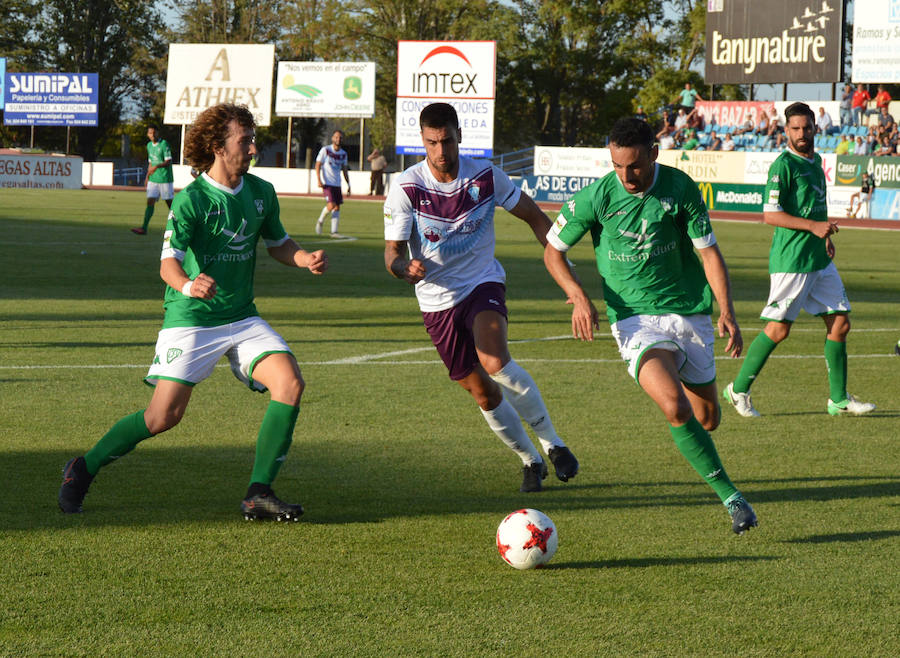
[145,316,292,391]
[610,313,716,385]
[761,262,850,323]
[147,181,174,200]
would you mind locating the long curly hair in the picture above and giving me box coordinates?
[184,104,255,173]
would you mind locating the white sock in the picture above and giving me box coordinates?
[491,359,564,453]
[317,206,329,224]
[331,210,340,233]
[480,397,542,466]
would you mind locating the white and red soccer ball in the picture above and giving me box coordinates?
[496,508,558,570]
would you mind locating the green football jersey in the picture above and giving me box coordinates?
[147,139,173,184]
[548,164,715,324]
[763,149,830,273]
[160,173,288,328]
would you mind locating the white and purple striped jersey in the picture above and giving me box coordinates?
[316,145,348,186]
[384,156,522,312]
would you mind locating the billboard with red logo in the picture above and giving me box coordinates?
[395,41,496,157]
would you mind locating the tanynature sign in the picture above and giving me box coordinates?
[705,0,844,84]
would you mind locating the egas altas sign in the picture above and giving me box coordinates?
[705,0,844,84]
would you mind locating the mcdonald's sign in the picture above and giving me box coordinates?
[698,182,715,210]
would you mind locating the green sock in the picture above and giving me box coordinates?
[668,417,738,503]
[824,338,848,403]
[733,332,778,393]
[84,410,153,475]
[249,401,300,486]
[141,205,154,231]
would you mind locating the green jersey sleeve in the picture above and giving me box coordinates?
[763,156,789,213]
[680,176,716,248]
[546,186,600,252]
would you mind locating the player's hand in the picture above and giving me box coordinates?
[826,236,836,259]
[811,219,837,239]
[305,250,328,274]
[717,312,743,358]
[402,259,426,285]
[317,180,324,189]
[190,273,217,299]
[347,187,351,196]
[570,299,600,342]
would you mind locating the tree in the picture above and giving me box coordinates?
[34,0,167,159]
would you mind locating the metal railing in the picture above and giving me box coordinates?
[491,147,533,177]
[114,167,145,186]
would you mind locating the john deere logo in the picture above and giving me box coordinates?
[167,348,183,364]
[343,76,362,100]
[282,74,321,98]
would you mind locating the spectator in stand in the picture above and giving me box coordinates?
[866,129,879,154]
[848,135,864,155]
[659,131,676,150]
[681,129,700,150]
[764,110,783,149]
[876,135,893,157]
[873,84,892,114]
[753,111,770,136]
[816,107,834,134]
[675,82,703,113]
[877,106,896,138]
[839,83,853,128]
[707,131,723,151]
[721,133,735,151]
[659,108,676,133]
[634,105,649,122]
[732,117,754,136]
[673,108,689,135]
[686,107,705,133]
[852,84,871,126]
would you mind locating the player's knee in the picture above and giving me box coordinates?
[699,407,720,431]
[144,408,183,435]
[272,375,304,406]
[658,396,693,425]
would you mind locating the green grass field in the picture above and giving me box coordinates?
[1,189,898,656]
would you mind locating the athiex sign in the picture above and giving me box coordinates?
[395,41,496,157]
[705,0,844,84]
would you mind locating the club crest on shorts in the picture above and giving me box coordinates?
[167,348,183,364]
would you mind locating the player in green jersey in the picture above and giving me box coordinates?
[132,126,175,235]
[60,104,329,521]
[723,102,876,418]
[543,117,757,535]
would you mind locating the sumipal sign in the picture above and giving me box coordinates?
[705,0,844,84]
[164,44,275,126]
[851,0,900,83]
[3,72,99,126]
[395,41,496,157]
[275,61,375,118]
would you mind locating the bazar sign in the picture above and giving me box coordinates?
[164,44,274,126]
[533,146,612,177]
[3,72,99,126]
[835,155,900,188]
[695,101,776,129]
[275,61,375,118]
[697,182,764,212]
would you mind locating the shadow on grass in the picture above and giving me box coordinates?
[783,530,900,544]
[5,445,899,531]
[550,555,779,570]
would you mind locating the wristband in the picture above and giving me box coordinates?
[181,280,194,297]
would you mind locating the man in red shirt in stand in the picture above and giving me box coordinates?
[852,84,871,127]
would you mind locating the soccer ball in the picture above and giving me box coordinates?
[496,508,558,570]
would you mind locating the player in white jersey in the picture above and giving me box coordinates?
[384,102,580,493]
[315,130,351,237]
